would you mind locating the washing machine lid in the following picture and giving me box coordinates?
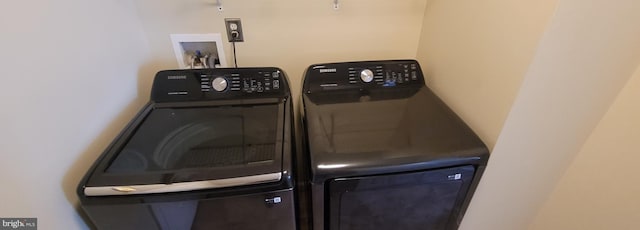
[303,87,489,181]
[83,101,285,196]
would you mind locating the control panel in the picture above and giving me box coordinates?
[151,67,287,102]
[198,71,282,93]
[303,60,424,94]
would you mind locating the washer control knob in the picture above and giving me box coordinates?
[211,77,228,92]
[360,69,374,83]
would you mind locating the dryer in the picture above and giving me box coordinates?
[300,60,489,230]
[77,68,297,230]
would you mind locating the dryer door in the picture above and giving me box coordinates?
[327,165,476,230]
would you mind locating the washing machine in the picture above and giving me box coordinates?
[77,67,297,230]
[300,60,489,230]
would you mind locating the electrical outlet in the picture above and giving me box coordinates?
[224,18,244,42]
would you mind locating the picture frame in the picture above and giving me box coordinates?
[170,33,228,69]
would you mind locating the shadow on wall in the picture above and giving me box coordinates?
[60,60,172,228]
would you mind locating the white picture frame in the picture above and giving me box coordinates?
[170,33,228,69]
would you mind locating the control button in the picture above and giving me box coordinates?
[360,69,374,83]
[411,71,417,80]
[211,77,228,92]
[273,80,280,89]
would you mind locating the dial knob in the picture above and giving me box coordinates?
[360,69,374,83]
[211,77,228,92]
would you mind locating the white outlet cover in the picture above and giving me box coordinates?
[170,33,228,69]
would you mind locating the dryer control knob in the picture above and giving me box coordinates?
[211,77,228,92]
[360,69,374,83]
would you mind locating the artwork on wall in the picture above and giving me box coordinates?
[170,33,227,69]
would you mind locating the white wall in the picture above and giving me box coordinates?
[0,0,149,228]
[416,0,559,148]
[529,63,640,230]
[133,0,428,100]
[417,0,640,229]
[459,0,640,229]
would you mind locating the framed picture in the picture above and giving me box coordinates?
[170,33,228,69]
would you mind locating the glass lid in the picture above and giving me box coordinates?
[106,104,280,174]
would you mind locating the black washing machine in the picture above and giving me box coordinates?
[77,68,297,230]
[299,60,489,230]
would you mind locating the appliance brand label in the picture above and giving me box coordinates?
[265,196,282,205]
[447,174,462,180]
[167,75,187,80]
[318,68,337,73]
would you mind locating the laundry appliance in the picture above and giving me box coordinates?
[300,60,489,230]
[77,67,296,230]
